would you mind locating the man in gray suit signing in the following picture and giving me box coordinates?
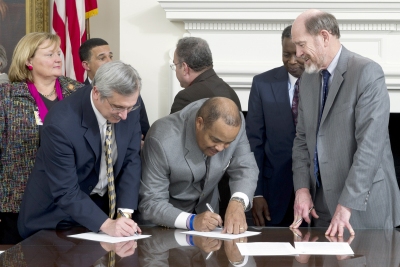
[290,9,400,236]
[139,97,258,234]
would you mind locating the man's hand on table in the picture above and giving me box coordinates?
[100,218,141,237]
[325,204,355,237]
[290,188,318,228]
[193,211,223,232]
[222,200,247,234]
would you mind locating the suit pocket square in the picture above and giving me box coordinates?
[223,160,231,171]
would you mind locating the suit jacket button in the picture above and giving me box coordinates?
[88,186,93,191]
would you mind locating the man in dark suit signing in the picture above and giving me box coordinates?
[79,38,150,140]
[246,25,304,227]
[18,61,142,238]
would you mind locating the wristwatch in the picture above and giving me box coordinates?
[230,197,246,211]
[117,208,133,219]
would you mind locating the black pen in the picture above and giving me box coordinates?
[118,209,138,236]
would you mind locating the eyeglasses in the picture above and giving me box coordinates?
[169,62,182,71]
[105,97,141,113]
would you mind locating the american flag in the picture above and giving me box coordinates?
[51,0,98,83]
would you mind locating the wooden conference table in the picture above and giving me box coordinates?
[0,226,399,266]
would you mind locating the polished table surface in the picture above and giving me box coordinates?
[0,226,399,266]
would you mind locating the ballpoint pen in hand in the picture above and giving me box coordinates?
[118,209,138,236]
[206,203,215,213]
[206,203,222,228]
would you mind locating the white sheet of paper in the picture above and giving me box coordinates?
[236,242,298,256]
[68,232,151,243]
[295,242,354,255]
[181,228,260,239]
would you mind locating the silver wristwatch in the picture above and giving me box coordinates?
[230,197,246,211]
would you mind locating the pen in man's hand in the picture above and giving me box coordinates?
[206,203,221,228]
[118,209,138,236]
[206,203,214,213]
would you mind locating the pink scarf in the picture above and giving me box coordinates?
[27,79,64,122]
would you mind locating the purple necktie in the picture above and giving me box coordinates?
[291,78,300,125]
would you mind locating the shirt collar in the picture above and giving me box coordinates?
[288,72,298,90]
[325,45,342,75]
[90,89,107,128]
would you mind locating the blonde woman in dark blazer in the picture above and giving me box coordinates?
[0,32,83,244]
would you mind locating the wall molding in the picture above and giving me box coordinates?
[159,0,400,22]
[160,0,400,112]
[185,22,400,31]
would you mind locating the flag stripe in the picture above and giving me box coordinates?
[51,0,98,83]
[65,0,85,81]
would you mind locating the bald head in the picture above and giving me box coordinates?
[195,97,241,157]
[291,9,341,73]
[196,97,241,129]
[293,9,340,39]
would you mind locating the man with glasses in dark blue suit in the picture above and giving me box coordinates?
[18,61,142,239]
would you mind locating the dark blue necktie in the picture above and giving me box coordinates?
[313,70,331,187]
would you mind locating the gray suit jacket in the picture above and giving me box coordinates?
[139,99,258,227]
[292,46,400,228]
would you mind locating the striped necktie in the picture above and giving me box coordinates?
[105,122,116,218]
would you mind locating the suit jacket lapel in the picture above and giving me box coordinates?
[114,119,129,175]
[305,73,322,137]
[184,111,206,193]
[271,67,298,127]
[320,47,349,125]
[81,88,101,176]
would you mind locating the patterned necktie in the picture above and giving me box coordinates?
[313,70,331,187]
[105,122,116,218]
[291,78,300,125]
[108,250,115,267]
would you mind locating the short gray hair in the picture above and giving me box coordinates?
[0,45,7,72]
[176,37,213,72]
[305,11,340,38]
[93,60,142,98]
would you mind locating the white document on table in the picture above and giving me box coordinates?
[181,228,260,239]
[236,242,298,256]
[295,242,354,255]
[68,232,151,243]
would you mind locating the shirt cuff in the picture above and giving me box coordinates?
[174,229,191,246]
[174,212,192,229]
[253,195,263,198]
[231,192,250,208]
[118,208,134,218]
[230,255,249,266]
[118,208,134,213]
